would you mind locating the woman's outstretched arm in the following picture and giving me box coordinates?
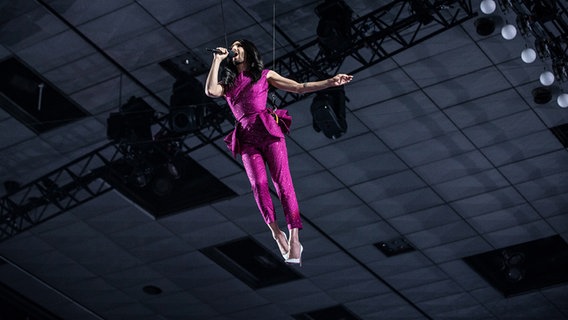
[267,70,352,94]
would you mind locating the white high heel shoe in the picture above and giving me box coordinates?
[285,244,303,266]
[275,231,290,260]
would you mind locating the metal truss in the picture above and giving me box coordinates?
[0,143,118,241]
[0,0,476,242]
[0,111,237,243]
[504,0,568,80]
[266,0,476,108]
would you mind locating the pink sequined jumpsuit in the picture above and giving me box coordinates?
[223,69,303,230]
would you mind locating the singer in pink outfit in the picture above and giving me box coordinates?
[205,39,352,265]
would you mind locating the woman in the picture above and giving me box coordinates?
[205,39,352,265]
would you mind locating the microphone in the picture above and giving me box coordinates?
[206,48,236,58]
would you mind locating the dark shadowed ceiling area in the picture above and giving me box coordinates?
[1,0,567,319]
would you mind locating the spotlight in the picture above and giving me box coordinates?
[540,71,555,86]
[501,24,517,40]
[480,0,496,14]
[557,93,568,108]
[310,86,347,139]
[532,86,552,104]
[315,0,353,53]
[131,166,152,188]
[151,171,174,197]
[506,267,525,283]
[107,97,155,144]
[521,48,536,63]
[501,250,526,283]
[169,105,202,133]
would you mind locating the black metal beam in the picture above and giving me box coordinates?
[266,0,476,108]
[0,143,119,241]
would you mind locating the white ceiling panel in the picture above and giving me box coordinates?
[42,52,119,94]
[331,151,408,186]
[422,236,493,263]
[105,27,187,71]
[77,3,161,49]
[368,187,445,219]
[462,109,549,148]
[1,6,67,51]
[406,220,478,250]
[414,150,493,185]
[480,129,562,167]
[355,90,439,131]
[498,149,568,184]
[376,110,458,149]
[309,132,388,168]
[0,117,36,149]
[387,204,461,235]
[16,30,95,73]
[424,66,512,109]
[483,220,556,248]
[433,169,510,202]
[467,203,542,234]
[395,131,476,167]
[444,88,529,128]
[400,43,492,88]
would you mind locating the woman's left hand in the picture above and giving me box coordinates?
[330,74,353,86]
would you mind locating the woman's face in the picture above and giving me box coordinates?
[230,41,246,66]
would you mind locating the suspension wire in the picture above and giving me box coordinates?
[221,0,228,48]
[118,73,123,109]
[272,0,276,66]
[269,0,279,109]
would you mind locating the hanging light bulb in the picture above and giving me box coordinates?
[540,71,555,86]
[501,24,517,40]
[558,93,568,108]
[521,48,536,63]
[480,0,496,14]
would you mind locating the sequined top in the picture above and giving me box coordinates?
[223,69,291,157]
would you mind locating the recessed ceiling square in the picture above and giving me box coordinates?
[200,236,302,289]
[463,235,568,297]
[0,57,89,134]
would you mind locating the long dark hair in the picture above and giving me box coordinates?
[221,39,264,90]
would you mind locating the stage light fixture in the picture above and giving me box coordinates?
[521,48,536,63]
[480,0,496,14]
[540,70,555,86]
[310,86,347,139]
[169,105,202,133]
[558,93,568,108]
[501,24,517,40]
[151,166,175,197]
[315,0,353,53]
[107,97,155,144]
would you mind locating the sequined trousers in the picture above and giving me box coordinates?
[240,136,303,230]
